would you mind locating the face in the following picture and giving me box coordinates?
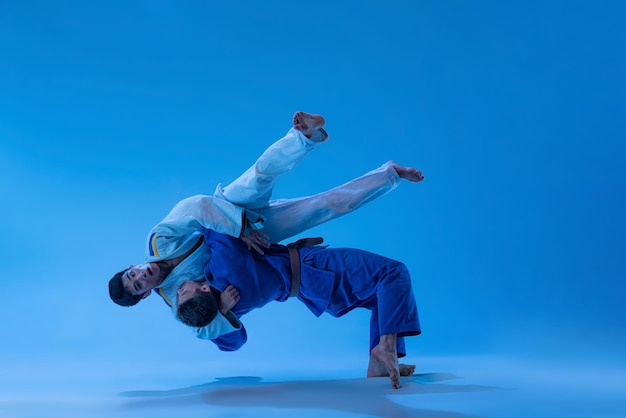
[176,280,211,307]
[122,263,162,297]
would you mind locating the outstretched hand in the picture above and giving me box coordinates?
[219,285,240,314]
[240,229,270,254]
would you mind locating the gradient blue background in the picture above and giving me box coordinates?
[1,1,624,414]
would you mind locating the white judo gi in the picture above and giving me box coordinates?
[144,127,403,339]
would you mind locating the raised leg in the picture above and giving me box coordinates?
[257,161,403,243]
[215,112,327,210]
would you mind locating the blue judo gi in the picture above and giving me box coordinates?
[203,229,422,356]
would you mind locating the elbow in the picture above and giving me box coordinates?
[212,328,248,352]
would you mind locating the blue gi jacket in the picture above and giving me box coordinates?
[203,229,421,356]
[203,229,336,351]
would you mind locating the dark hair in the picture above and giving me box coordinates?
[176,290,219,327]
[108,269,144,307]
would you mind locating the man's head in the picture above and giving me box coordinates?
[176,281,219,327]
[108,263,162,307]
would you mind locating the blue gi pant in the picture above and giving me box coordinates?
[303,247,421,357]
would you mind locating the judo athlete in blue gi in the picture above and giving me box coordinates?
[108,111,426,340]
[176,229,422,389]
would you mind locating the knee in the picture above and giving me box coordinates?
[390,260,408,274]
[387,261,412,285]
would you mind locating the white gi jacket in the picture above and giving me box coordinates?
[144,127,401,339]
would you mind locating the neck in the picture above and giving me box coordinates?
[154,261,175,286]
[156,237,204,284]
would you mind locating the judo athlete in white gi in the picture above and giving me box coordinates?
[108,111,425,340]
[176,230,422,389]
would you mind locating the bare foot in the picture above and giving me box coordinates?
[400,363,416,376]
[369,361,415,377]
[367,337,401,389]
[389,161,424,182]
[367,354,388,377]
[293,111,325,138]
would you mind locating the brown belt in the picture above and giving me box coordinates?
[287,237,324,297]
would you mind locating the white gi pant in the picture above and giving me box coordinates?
[214,127,401,243]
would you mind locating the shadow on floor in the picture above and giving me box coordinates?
[119,373,503,418]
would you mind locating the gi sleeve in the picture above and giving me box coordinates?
[193,310,242,340]
[158,195,247,238]
[210,325,248,352]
